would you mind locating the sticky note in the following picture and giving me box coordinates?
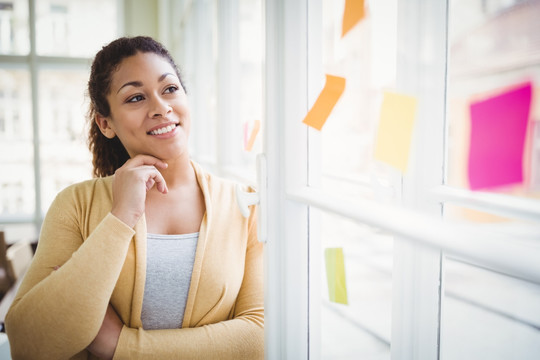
[325,248,348,305]
[303,75,346,131]
[342,0,366,38]
[374,91,418,173]
[468,82,532,190]
[243,122,249,149]
[245,120,261,152]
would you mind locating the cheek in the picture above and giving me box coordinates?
[110,110,141,132]
[174,102,191,122]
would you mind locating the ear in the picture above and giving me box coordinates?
[95,114,117,139]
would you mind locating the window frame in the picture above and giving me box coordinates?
[262,0,540,358]
[0,0,123,234]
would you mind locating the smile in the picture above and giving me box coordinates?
[148,124,178,135]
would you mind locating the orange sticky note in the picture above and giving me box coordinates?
[342,0,366,38]
[374,91,418,173]
[303,75,346,131]
[243,122,249,149]
[245,120,261,152]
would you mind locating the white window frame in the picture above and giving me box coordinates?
[262,0,540,359]
[263,0,310,357]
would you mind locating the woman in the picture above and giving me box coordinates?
[5,36,263,360]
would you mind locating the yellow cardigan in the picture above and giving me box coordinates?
[5,161,263,360]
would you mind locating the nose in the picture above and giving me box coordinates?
[149,96,172,118]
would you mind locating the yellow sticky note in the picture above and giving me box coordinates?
[303,75,346,131]
[325,248,348,305]
[342,0,366,38]
[245,120,261,152]
[374,91,418,173]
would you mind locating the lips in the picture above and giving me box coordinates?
[147,123,179,135]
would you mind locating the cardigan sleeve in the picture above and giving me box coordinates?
[5,186,135,360]
[113,206,264,360]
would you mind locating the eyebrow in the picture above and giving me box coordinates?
[116,72,176,94]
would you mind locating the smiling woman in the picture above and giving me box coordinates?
[95,52,191,174]
[4,36,264,360]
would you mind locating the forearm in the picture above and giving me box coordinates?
[5,213,135,359]
[114,315,264,360]
[87,304,124,360]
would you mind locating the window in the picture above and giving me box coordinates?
[177,0,219,168]
[38,69,92,213]
[440,0,540,358]
[262,0,540,358]
[176,0,264,183]
[312,0,398,357]
[35,0,116,57]
[0,0,29,55]
[0,0,119,240]
[446,0,540,202]
[0,69,33,217]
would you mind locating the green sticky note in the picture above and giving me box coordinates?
[325,248,348,305]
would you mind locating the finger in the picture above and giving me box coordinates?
[141,168,168,194]
[151,172,168,194]
[146,178,156,191]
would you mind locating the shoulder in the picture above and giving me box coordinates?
[191,160,257,215]
[41,176,114,233]
[191,160,240,194]
[53,176,114,208]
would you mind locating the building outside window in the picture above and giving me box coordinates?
[0,0,118,241]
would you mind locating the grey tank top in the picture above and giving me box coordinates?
[141,232,199,330]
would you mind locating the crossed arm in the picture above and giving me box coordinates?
[5,192,263,359]
[6,156,263,359]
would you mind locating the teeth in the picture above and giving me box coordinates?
[150,124,176,135]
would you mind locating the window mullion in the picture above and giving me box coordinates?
[393,0,449,359]
[264,0,310,358]
[28,0,42,231]
[431,185,540,221]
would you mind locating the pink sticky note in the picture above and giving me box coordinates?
[468,82,532,190]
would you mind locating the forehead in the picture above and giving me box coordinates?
[111,52,177,87]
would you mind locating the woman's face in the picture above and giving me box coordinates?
[98,52,190,162]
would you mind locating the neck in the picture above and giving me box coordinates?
[158,154,196,190]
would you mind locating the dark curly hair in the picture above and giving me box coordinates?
[87,36,185,177]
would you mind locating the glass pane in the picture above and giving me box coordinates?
[180,1,218,164]
[0,68,34,216]
[447,0,540,199]
[318,0,398,201]
[441,258,540,359]
[237,0,263,173]
[39,68,92,214]
[312,209,392,359]
[0,0,30,55]
[36,0,117,57]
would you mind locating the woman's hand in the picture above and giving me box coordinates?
[111,155,168,228]
[87,304,123,360]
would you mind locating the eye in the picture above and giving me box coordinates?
[127,94,144,103]
[164,85,179,94]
